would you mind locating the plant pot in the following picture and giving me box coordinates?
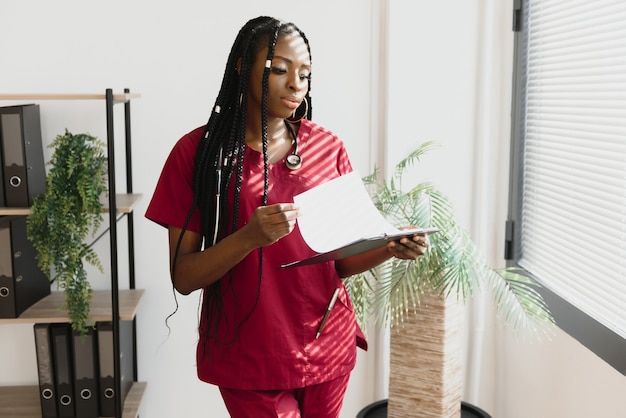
[356,399,492,418]
[388,289,464,417]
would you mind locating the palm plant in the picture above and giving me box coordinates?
[345,141,553,417]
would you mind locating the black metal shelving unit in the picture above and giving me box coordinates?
[0,89,145,418]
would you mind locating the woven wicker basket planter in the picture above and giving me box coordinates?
[388,289,464,418]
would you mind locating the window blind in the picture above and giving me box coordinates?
[518,0,626,339]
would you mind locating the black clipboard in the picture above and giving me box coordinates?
[281,227,439,268]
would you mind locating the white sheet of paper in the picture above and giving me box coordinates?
[294,171,401,253]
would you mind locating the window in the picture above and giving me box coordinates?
[507,0,626,375]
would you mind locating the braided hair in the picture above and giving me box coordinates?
[171,17,313,344]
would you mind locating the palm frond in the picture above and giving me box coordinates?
[344,271,375,329]
[392,141,440,187]
[489,267,555,333]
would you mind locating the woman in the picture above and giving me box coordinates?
[146,16,428,418]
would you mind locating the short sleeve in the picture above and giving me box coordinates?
[145,127,204,233]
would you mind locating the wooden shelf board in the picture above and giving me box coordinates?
[0,385,39,417]
[103,193,143,214]
[0,193,142,216]
[123,381,148,418]
[0,289,144,325]
[0,382,147,418]
[0,207,31,215]
[0,93,140,103]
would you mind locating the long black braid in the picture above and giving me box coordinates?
[169,17,313,346]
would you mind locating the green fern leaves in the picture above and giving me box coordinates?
[27,130,107,334]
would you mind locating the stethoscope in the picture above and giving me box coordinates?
[284,120,302,170]
[212,120,302,244]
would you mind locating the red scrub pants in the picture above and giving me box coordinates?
[219,373,351,418]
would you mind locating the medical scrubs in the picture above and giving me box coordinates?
[145,119,367,391]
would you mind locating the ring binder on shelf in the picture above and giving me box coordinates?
[34,323,58,418]
[0,215,50,318]
[72,327,100,418]
[0,104,45,207]
[51,323,75,418]
[97,320,134,417]
[0,137,4,206]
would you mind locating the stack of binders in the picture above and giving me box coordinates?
[0,103,50,318]
[33,321,135,418]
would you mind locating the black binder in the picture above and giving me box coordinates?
[51,323,75,418]
[34,323,58,418]
[0,215,50,318]
[0,138,4,206]
[97,320,134,417]
[72,327,100,418]
[0,104,45,207]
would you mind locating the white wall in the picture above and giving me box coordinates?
[2,1,626,418]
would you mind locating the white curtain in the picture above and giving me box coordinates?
[373,0,515,411]
[462,0,514,413]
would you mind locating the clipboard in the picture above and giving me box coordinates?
[281,227,439,268]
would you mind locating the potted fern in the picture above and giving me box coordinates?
[27,130,108,334]
[346,142,554,418]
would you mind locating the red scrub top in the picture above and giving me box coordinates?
[146,119,367,390]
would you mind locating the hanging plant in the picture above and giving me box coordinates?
[27,130,107,334]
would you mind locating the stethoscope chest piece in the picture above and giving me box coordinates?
[285,153,302,170]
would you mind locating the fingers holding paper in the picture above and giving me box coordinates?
[244,203,300,247]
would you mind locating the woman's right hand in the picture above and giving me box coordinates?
[241,203,300,247]
[169,202,299,294]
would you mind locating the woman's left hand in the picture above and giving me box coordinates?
[387,233,429,260]
[335,227,429,277]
